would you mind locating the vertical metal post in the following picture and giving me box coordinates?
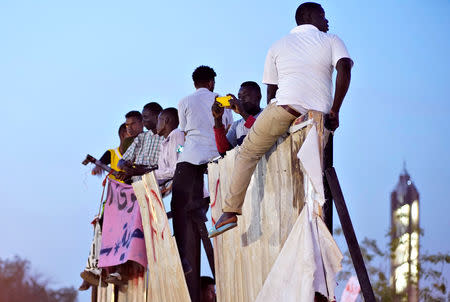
[323,133,334,234]
[167,210,216,278]
[114,285,119,302]
[197,221,216,278]
[91,285,98,302]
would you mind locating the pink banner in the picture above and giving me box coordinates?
[98,179,147,268]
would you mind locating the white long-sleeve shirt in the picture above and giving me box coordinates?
[154,128,185,182]
[178,88,233,165]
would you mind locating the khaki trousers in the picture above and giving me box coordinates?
[223,103,298,214]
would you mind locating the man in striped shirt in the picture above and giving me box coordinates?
[118,104,164,182]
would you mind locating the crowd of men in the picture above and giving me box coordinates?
[80,2,352,302]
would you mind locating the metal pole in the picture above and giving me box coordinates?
[196,221,216,278]
[91,285,98,302]
[166,210,215,278]
[325,167,376,302]
[323,133,334,234]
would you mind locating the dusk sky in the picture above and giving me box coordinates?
[0,1,449,301]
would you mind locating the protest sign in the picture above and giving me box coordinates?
[132,173,190,302]
[98,179,147,268]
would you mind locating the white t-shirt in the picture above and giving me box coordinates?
[178,88,233,165]
[263,24,351,114]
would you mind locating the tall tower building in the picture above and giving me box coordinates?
[390,167,420,302]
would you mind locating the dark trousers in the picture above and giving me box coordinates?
[171,162,207,302]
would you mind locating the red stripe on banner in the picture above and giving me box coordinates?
[150,189,169,240]
[102,171,112,187]
[98,173,112,217]
[150,189,164,209]
[144,195,158,262]
[210,179,220,225]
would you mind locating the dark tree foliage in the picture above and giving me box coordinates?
[335,228,449,302]
[0,256,77,302]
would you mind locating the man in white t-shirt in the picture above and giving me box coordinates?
[209,2,353,237]
[171,65,232,302]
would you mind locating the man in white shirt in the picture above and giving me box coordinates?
[172,65,232,301]
[154,107,185,185]
[210,2,353,237]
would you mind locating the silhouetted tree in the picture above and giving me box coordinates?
[0,256,77,302]
[335,228,449,301]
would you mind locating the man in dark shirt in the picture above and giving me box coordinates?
[80,123,130,290]
[211,81,262,155]
[200,276,216,302]
[91,123,129,181]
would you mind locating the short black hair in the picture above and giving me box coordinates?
[118,123,127,136]
[192,65,216,85]
[200,276,215,290]
[143,102,163,114]
[295,2,322,25]
[125,110,143,121]
[240,81,262,96]
[160,107,179,127]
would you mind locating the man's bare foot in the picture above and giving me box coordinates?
[80,270,100,286]
[78,280,91,291]
[105,273,127,286]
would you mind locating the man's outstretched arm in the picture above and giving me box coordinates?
[329,57,353,131]
[211,101,233,154]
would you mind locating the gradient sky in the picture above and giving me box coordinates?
[0,1,449,301]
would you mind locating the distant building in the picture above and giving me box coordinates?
[390,167,420,302]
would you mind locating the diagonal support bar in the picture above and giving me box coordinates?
[166,210,216,278]
[196,221,216,278]
[325,167,376,302]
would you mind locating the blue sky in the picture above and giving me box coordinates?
[0,0,449,301]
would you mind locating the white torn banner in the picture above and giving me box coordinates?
[255,125,342,301]
[254,205,316,302]
[297,124,325,206]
